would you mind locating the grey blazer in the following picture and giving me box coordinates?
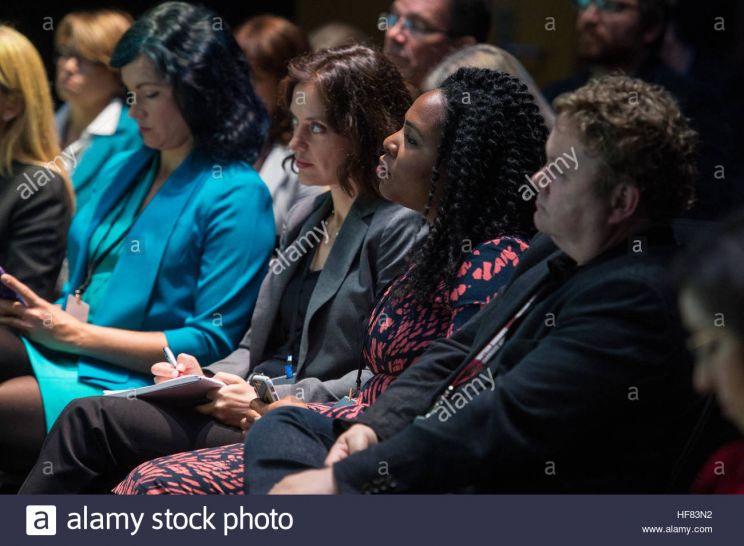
[205,191,423,403]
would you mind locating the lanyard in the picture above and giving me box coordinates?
[75,161,156,297]
[283,256,316,379]
[282,212,340,379]
[422,293,538,419]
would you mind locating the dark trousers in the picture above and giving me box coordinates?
[20,396,243,493]
[244,406,337,494]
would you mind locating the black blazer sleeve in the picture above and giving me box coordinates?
[0,165,71,300]
[333,273,691,493]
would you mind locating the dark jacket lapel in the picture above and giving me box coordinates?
[296,193,381,374]
[250,193,333,363]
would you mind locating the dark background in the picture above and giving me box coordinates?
[2,0,743,95]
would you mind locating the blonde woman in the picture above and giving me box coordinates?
[54,9,141,210]
[0,26,73,300]
[0,25,73,480]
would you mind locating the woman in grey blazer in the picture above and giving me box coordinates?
[209,191,421,402]
[19,45,420,493]
[165,44,421,404]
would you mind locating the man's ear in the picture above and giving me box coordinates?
[607,181,641,224]
[1,93,23,123]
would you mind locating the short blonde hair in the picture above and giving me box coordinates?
[55,9,133,68]
[0,25,74,209]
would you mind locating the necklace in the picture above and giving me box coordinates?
[326,209,342,241]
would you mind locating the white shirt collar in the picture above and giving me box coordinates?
[86,98,122,136]
[56,98,122,139]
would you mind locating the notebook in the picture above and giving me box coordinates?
[103,375,225,402]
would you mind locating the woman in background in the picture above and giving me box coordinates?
[235,15,322,232]
[677,210,744,493]
[0,2,275,476]
[54,9,141,211]
[0,26,73,300]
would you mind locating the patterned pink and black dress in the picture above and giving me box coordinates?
[113,237,528,494]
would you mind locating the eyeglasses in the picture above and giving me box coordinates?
[54,48,105,70]
[379,12,450,37]
[574,0,640,14]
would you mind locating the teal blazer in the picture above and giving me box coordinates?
[26,144,275,425]
[62,103,142,211]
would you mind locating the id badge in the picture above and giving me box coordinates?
[66,294,90,323]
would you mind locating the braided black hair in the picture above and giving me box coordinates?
[404,67,548,304]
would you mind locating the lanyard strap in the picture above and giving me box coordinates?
[76,161,156,297]
[465,294,537,373]
[284,255,315,377]
[422,293,538,419]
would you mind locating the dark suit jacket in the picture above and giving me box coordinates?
[333,229,702,493]
[206,191,423,403]
[0,162,71,300]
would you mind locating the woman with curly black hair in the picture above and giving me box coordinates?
[111,67,548,495]
[382,67,546,306]
[0,1,275,472]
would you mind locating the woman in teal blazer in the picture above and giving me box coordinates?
[0,1,274,473]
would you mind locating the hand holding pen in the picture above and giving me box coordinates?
[150,349,204,384]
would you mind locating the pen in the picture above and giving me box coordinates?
[163,346,179,370]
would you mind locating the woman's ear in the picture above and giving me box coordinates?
[1,93,23,123]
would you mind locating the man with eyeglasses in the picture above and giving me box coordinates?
[381,0,491,94]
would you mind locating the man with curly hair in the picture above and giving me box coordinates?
[244,75,713,494]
